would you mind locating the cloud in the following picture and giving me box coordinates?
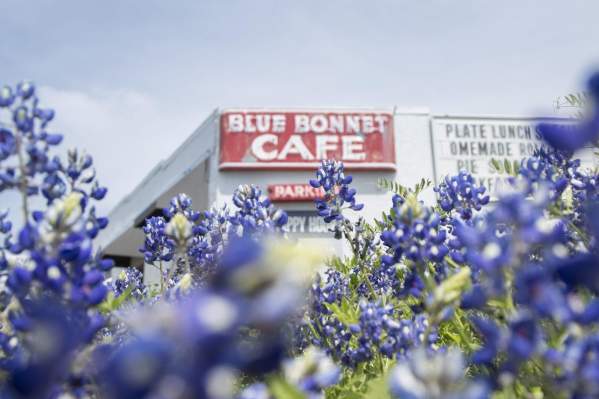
[38,86,198,215]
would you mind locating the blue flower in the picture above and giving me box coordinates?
[140,216,175,264]
[282,347,341,396]
[238,383,271,399]
[554,253,599,294]
[112,267,148,301]
[229,184,288,234]
[435,170,490,220]
[13,106,33,133]
[471,313,542,375]
[41,173,67,203]
[16,81,35,100]
[0,85,15,107]
[311,160,363,225]
[0,127,16,161]
[98,338,171,399]
[163,193,200,222]
[380,195,448,266]
[514,264,571,322]
[389,348,489,399]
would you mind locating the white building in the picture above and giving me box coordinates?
[96,107,575,282]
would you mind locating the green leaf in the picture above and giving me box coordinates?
[268,376,306,399]
[512,160,520,174]
[490,158,502,174]
[431,267,472,308]
[97,285,135,314]
[326,299,360,325]
[362,374,392,399]
[503,159,512,174]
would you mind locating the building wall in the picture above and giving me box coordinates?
[99,107,595,286]
[209,109,439,256]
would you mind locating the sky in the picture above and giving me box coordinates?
[1,0,598,216]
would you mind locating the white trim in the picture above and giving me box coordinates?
[221,107,395,114]
[219,162,396,170]
[432,114,572,122]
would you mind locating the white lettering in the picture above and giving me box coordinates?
[316,135,338,159]
[375,115,388,133]
[244,115,256,133]
[228,114,244,132]
[272,115,286,133]
[342,136,366,160]
[274,185,285,197]
[277,135,315,160]
[255,114,270,133]
[294,115,310,133]
[361,115,374,134]
[346,116,360,133]
[310,114,328,133]
[251,134,278,160]
[329,115,344,133]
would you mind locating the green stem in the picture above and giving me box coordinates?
[159,261,164,294]
[14,131,29,225]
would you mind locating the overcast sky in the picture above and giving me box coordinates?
[1,0,598,216]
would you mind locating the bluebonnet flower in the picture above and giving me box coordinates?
[0,209,12,235]
[40,172,66,202]
[3,180,111,309]
[140,216,175,264]
[141,187,288,289]
[310,268,349,314]
[229,184,288,236]
[389,348,489,399]
[238,383,270,399]
[513,263,572,322]
[0,82,115,398]
[16,81,35,100]
[1,299,104,398]
[545,334,599,397]
[517,149,570,193]
[452,182,567,279]
[188,205,229,269]
[311,160,363,225]
[435,170,490,221]
[0,127,16,161]
[358,302,435,360]
[380,194,448,267]
[0,85,15,107]
[98,238,322,399]
[471,313,543,375]
[554,253,599,295]
[165,212,193,249]
[163,193,200,222]
[0,81,107,206]
[307,298,434,368]
[112,267,148,301]
[282,346,340,399]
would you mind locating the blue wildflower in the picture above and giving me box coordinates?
[0,127,16,161]
[311,160,363,224]
[435,170,490,220]
[389,348,489,399]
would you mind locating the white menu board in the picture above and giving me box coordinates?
[430,116,592,194]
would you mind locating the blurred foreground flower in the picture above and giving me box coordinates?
[389,348,489,399]
[98,238,326,398]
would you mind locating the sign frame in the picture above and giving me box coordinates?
[219,109,397,171]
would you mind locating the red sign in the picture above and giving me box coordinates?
[268,184,325,202]
[219,110,396,170]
